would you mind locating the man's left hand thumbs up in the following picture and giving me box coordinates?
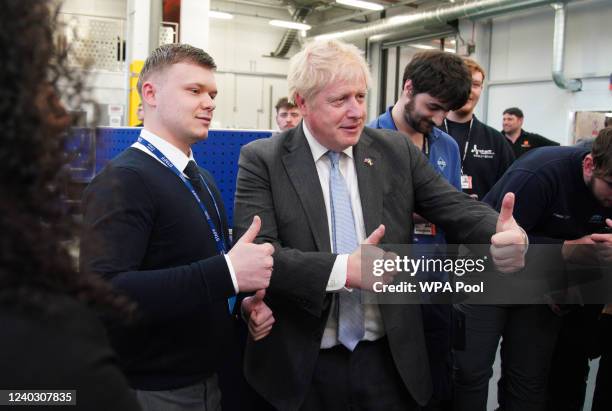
[242,289,275,341]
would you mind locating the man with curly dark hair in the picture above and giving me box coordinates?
[0,1,139,409]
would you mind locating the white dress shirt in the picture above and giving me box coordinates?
[133,129,239,294]
[302,122,385,348]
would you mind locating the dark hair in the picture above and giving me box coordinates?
[0,0,133,316]
[503,107,524,118]
[402,50,472,111]
[275,97,297,113]
[592,127,612,178]
[137,43,217,97]
[605,116,612,128]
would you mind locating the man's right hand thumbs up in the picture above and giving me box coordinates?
[229,216,275,292]
[235,215,263,245]
[346,225,395,290]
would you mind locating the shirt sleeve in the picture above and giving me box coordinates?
[483,169,562,244]
[224,254,240,293]
[327,254,348,291]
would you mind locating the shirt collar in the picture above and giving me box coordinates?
[381,105,440,143]
[302,120,354,162]
[139,128,195,172]
[377,106,398,131]
[428,127,442,143]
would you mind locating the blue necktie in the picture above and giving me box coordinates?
[327,151,364,351]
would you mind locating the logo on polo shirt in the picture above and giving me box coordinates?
[470,144,495,159]
[437,157,447,171]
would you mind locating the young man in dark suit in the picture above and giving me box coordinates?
[233,39,529,411]
[81,43,275,411]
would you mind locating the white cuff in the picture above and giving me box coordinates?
[520,226,530,255]
[224,254,239,294]
[326,254,349,291]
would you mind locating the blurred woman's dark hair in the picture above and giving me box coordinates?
[0,0,133,317]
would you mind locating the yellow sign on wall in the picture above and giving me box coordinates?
[129,60,144,126]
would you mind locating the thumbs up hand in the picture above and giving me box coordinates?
[229,216,275,292]
[346,225,398,290]
[242,289,275,341]
[490,193,528,274]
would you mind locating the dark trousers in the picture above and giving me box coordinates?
[133,375,221,411]
[591,314,612,411]
[546,305,602,411]
[592,352,612,411]
[300,338,419,411]
[592,315,612,411]
[218,316,265,411]
[422,304,453,411]
[453,305,561,411]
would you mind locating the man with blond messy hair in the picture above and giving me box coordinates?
[234,39,529,411]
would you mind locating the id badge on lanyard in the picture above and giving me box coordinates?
[461,174,473,190]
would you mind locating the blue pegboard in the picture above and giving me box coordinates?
[66,127,96,182]
[90,127,272,227]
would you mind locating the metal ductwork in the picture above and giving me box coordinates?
[269,7,311,58]
[314,0,569,41]
[551,2,582,91]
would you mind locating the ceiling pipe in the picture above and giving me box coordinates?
[314,0,419,30]
[216,0,288,11]
[551,2,582,91]
[313,0,572,41]
[269,7,311,58]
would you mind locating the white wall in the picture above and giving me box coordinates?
[181,0,210,50]
[207,16,298,129]
[60,0,128,124]
[485,0,612,144]
[59,0,297,128]
[65,0,612,133]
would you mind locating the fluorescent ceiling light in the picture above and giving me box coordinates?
[336,0,384,11]
[209,11,234,19]
[269,20,311,31]
[410,44,436,50]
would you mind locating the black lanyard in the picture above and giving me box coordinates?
[444,118,474,174]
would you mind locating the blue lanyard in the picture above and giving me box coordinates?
[137,136,227,255]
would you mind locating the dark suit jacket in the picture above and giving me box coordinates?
[233,125,499,410]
